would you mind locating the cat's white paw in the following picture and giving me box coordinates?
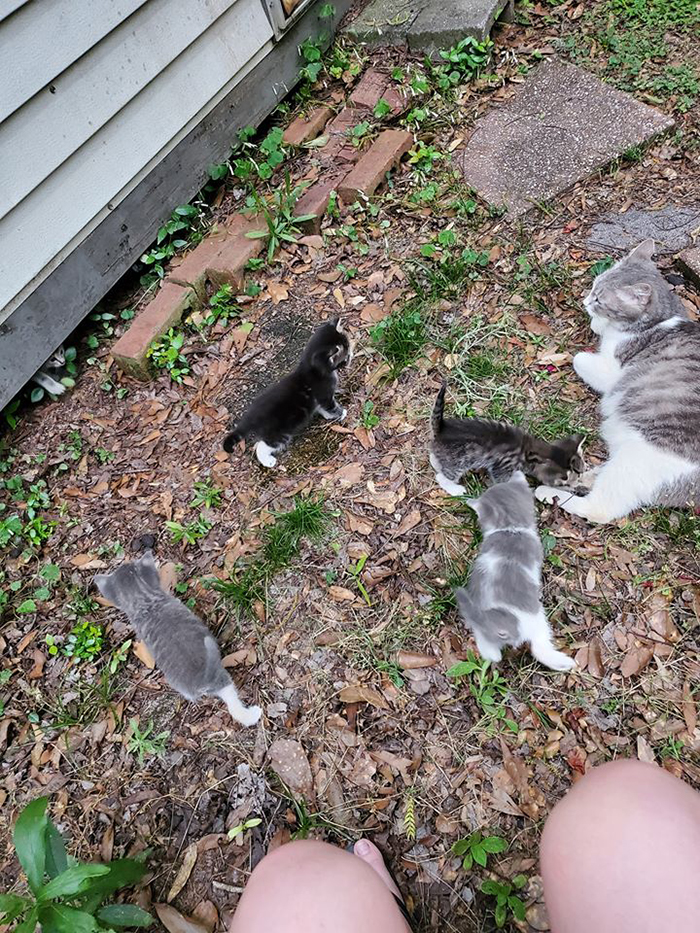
[51,383,67,396]
[338,407,347,422]
[237,704,262,727]
[573,351,594,379]
[436,473,467,497]
[545,652,576,672]
[535,485,562,505]
[255,442,278,469]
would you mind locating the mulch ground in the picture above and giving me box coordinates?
[2,2,700,931]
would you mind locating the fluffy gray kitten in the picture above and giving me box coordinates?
[536,239,700,522]
[456,471,574,671]
[94,552,261,727]
[430,381,584,495]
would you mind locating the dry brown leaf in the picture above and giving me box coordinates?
[328,585,357,602]
[17,631,37,654]
[584,567,596,592]
[155,904,209,933]
[519,313,551,335]
[339,685,389,710]
[267,282,289,304]
[393,508,421,537]
[397,650,435,669]
[332,287,345,308]
[134,640,156,670]
[158,561,178,594]
[587,635,605,679]
[636,735,657,765]
[620,645,653,678]
[644,593,680,643]
[100,824,114,863]
[268,738,314,798]
[360,303,387,323]
[167,842,198,902]
[192,901,218,933]
[682,680,697,736]
[347,513,374,535]
[331,462,364,485]
[69,553,107,569]
[28,649,46,680]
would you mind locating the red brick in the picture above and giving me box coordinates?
[382,84,410,116]
[338,129,413,202]
[349,69,390,110]
[294,173,347,233]
[206,213,267,290]
[282,105,334,146]
[167,225,229,300]
[111,282,195,379]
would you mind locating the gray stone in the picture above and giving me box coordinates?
[587,207,700,255]
[455,59,675,218]
[678,247,700,288]
[343,0,511,49]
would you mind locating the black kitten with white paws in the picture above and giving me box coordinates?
[223,318,352,468]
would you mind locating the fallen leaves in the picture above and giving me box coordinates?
[338,685,390,710]
[267,738,314,798]
[155,904,209,933]
[167,842,198,902]
[620,645,654,678]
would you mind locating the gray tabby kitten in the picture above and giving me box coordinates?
[430,381,584,495]
[94,552,261,727]
[456,471,574,671]
[536,239,700,522]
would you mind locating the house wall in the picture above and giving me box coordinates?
[0,0,274,325]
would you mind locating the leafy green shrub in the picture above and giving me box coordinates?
[481,876,527,928]
[64,619,104,661]
[0,796,152,931]
[147,330,190,383]
[245,173,316,262]
[452,831,508,871]
[434,36,493,88]
[371,304,427,374]
[140,204,202,284]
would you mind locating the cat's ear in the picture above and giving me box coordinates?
[629,238,655,262]
[136,551,160,588]
[465,497,479,512]
[616,283,652,313]
[565,434,586,472]
[138,549,157,569]
[510,470,527,484]
[330,316,342,332]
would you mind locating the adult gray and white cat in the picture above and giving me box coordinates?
[32,346,68,396]
[94,552,261,727]
[536,239,700,523]
[430,381,584,495]
[456,471,574,671]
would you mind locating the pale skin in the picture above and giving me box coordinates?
[230,762,700,933]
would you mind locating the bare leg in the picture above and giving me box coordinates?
[541,760,700,933]
[230,839,409,933]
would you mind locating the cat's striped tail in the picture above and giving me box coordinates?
[431,380,448,436]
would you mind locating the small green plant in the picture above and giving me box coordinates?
[211,566,266,619]
[481,876,527,928]
[359,400,380,429]
[347,553,371,606]
[190,479,223,510]
[94,447,114,465]
[299,36,325,82]
[408,142,443,175]
[590,257,614,278]
[201,284,240,327]
[147,329,190,383]
[108,639,133,675]
[127,718,170,765]
[435,36,493,87]
[23,517,56,549]
[263,495,330,570]
[246,173,316,262]
[227,817,263,841]
[64,619,105,661]
[452,831,508,871]
[0,797,152,931]
[166,516,212,547]
[371,303,427,374]
[0,514,23,547]
[140,204,203,284]
[373,98,391,119]
[448,652,518,733]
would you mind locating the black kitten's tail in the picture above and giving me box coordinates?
[431,380,448,436]
[223,428,242,453]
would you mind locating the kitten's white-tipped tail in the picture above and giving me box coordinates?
[216,683,262,727]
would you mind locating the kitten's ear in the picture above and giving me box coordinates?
[330,316,342,331]
[93,573,114,603]
[465,497,479,511]
[617,283,652,312]
[138,549,157,569]
[510,470,527,484]
[630,238,655,262]
[136,550,160,587]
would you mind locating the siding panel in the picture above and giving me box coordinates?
[0,0,240,219]
[0,0,273,317]
[0,0,150,122]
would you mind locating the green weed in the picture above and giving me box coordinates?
[166,516,212,547]
[63,619,104,661]
[448,652,518,733]
[140,203,204,285]
[452,831,508,871]
[371,303,427,374]
[203,284,240,327]
[190,479,223,510]
[481,876,527,928]
[359,400,380,429]
[245,172,316,262]
[0,797,152,931]
[127,718,170,765]
[147,329,190,383]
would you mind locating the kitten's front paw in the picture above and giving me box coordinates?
[535,485,563,505]
[546,652,576,672]
[337,407,347,422]
[51,383,67,396]
[237,704,262,727]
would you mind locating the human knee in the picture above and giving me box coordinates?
[249,839,339,884]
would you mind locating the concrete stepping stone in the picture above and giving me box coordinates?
[455,60,674,218]
[343,0,512,51]
[587,206,700,255]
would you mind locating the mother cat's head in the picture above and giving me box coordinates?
[584,238,687,335]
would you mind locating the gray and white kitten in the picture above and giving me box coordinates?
[94,552,261,727]
[456,471,574,671]
[430,381,584,495]
[536,239,700,523]
[32,346,67,396]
